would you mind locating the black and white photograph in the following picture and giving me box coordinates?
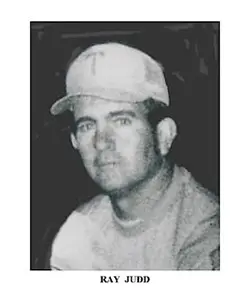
[31,22,220,271]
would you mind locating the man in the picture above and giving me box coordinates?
[49,42,219,270]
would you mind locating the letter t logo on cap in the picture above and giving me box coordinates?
[82,50,105,75]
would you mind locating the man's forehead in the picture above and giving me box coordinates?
[72,96,140,120]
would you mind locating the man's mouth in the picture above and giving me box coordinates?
[94,154,121,169]
[98,161,117,168]
[95,156,120,168]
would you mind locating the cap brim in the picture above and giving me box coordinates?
[50,95,77,115]
[50,91,145,115]
[50,88,169,115]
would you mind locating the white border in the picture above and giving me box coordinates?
[1,1,250,299]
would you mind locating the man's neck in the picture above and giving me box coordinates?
[110,160,174,222]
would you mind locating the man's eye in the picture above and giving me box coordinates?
[113,117,132,126]
[77,122,95,132]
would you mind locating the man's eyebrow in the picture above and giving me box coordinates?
[74,110,137,127]
[108,110,137,119]
[75,116,95,127]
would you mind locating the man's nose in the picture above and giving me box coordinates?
[93,126,114,151]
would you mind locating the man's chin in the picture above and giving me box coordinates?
[91,171,143,196]
[94,177,128,194]
[97,179,139,198]
[99,182,126,194]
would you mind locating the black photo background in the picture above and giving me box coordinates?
[31,22,219,268]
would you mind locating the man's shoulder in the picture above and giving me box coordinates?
[171,166,220,269]
[53,194,109,242]
[50,194,111,269]
[59,194,110,230]
[74,194,109,216]
[176,166,219,219]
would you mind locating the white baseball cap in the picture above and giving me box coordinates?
[50,42,170,115]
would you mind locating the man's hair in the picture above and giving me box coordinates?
[139,98,171,132]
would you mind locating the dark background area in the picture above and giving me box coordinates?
[31,22,219,269]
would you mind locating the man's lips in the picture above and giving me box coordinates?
[97,161,117,167]
[95,156,120,168]
[94,154,121,168]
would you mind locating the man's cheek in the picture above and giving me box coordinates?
[78,149,95,168]
[82,160,97,179]
[116,135,139,153]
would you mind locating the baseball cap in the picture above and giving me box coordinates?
[50,42,170,115]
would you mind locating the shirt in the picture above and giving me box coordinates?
[50,165,220,270]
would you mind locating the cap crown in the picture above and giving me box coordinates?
[51,43,169,115]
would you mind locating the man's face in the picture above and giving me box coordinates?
[71,97,162,193]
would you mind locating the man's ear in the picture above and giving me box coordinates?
[70,132,78,150]
[156,118,177,156]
